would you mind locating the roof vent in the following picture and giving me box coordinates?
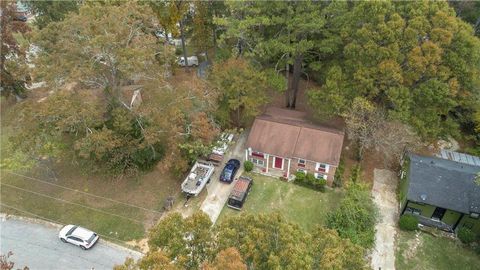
[430,161,434,164]
[420,194,427,201]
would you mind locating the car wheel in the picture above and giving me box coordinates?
[80,245,87,250]
[60,238,67,243]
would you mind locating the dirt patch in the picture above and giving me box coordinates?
[126,237,150,254]
[403,231,423,260]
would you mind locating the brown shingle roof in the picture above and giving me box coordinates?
[246,108,344,166]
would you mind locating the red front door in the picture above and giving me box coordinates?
[274,157,283,169]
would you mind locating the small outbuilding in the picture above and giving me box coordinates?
[399,152,480,234]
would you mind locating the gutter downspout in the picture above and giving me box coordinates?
[401,200,409,215]
[287,158,291,179]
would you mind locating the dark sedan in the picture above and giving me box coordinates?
[220,159,241,183]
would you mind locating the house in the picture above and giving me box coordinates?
[245,107,344,184]
[399,152,480,235]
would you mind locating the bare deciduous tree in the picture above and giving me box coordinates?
[344,97,420,166]
[373,121,421,167]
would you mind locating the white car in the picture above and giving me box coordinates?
[59,225,99,250]
[177,56,199,67]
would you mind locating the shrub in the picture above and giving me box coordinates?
[398,215,418,231]
[244,160,253,172]
[294,171,306,182]
[333,158,345,187]
[457,227,476,244]
[327,184,378,248]
[294,172,326,191]
[349,164,361,183]
[314,178,327,192]
[306,173,316,184]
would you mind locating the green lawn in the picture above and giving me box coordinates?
[218,173,343,232]
[0,173,146,242]
[396,230,480,270]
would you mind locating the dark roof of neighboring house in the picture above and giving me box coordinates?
[246,107,344,166]
[407,153,480,214]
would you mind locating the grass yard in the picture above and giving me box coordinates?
[218,173,343,232]
[0,162,181,244]
[396,230,480,270]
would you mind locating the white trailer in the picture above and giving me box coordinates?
[208,133,234,165]
[181,161,215,196]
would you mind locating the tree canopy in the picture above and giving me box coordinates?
[9,1,218,176]
[32,1,172,103]
[218,0,328,108]
[0,0,30,98]
[22,0,79,29]
[209,58,271,127]
[308,1,480,140]
[4,0,479,175]
[116,212,368,270]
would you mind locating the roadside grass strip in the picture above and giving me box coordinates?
[1,176,145,241]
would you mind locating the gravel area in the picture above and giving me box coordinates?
[371,169,399,270]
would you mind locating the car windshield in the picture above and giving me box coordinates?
[66,226,78,236]
[222,169,232,179]
[87,233,97,244]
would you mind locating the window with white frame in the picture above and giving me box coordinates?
[297,159,306,167]
[250,158,265,167]
[315,163,329,173]
[314,172,327,180]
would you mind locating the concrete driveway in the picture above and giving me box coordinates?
[371,169,399,270]
[200,132,247,223]
[0,216,142,270]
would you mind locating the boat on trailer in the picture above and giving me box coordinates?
[181,161,215,196]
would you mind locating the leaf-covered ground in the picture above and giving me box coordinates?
[396,230,480,270]
[218,173,343,232]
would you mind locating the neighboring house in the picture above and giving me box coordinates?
[245,107,344,184]
[399,152,480,235]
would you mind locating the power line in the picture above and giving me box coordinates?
[3,170,164,215]
[1,183,144,224]
[0,202,141,248]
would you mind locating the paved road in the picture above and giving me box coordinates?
[0,217,142,270]
[371,169,398,270]
[200,132,247,223]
